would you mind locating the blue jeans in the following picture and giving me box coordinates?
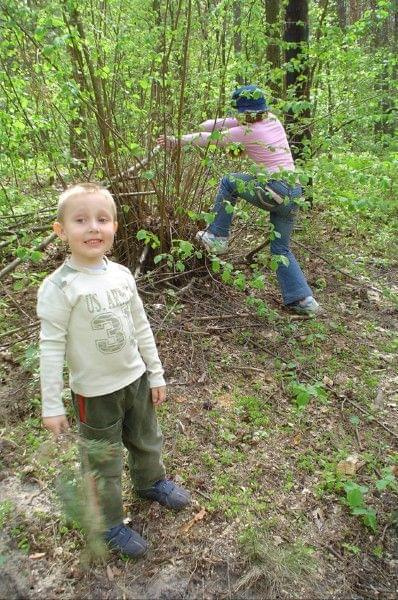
[207,173,312,305]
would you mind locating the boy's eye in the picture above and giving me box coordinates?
[99,217,109,223]
[75,218,85,223]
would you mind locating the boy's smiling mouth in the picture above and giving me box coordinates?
[85,239,103,246]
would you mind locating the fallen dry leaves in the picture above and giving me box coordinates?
[180,507,206,534]
[29,552,46,560]
[337,454,364,476]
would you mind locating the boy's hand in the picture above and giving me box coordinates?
[42,415,70,437]
[151,386,166,406]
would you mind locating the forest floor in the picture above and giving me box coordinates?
[0,200,397,599]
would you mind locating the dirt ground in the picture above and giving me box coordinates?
[0,206,397,599]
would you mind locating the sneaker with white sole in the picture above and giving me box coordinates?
[196,230,229,255]
[289,296,321,316]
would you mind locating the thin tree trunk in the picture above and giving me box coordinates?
[284,0,311,161]
[220,11,227,106]
[63,4,116,177]
[233,0,243,84]
[64,8,88,167]
[349,0,361,24]
[175,0,192,206]
[371,0,394,141]
[337,0,347,30]
[147,0,162,154]
[265,0,281,94]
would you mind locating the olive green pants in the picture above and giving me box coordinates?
[72,372,165,528]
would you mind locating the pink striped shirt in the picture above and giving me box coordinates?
[181,114,295,174]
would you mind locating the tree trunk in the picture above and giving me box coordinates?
[349,0,361,24]
[265,0,281,96]
[284,0,311,161]
[265,0,280,68]
[147,0,162,153]
[233,0,243,84]
[219,11,227,106]
[337,0,347,30]
[65,8,88,168]
[371,0,394,141]
[63,3,116,177]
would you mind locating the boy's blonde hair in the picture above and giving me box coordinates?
[57,183,117,222]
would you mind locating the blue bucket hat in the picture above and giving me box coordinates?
[231,85,268,113]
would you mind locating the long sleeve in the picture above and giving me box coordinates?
[181,117,240,147]
[37,281,71,417]
[180,124,249,148]
[180,131,213,147]
[129,279,165,388]
[199,117,239,131]
[182,116,295,172]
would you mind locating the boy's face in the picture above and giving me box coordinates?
[53,192,118,267]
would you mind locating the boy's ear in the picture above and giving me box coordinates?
[53,221,67,240]
[113,221,118,233]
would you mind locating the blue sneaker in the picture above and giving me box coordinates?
[138,479,191,510]
[289,296,321,316]
[104,524,147,558]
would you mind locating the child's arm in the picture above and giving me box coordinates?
[37,280,71,435]
[129,277,166,403]
[199,117,239,131]
[157,123,247,150]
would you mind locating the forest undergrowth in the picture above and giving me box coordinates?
[1,0,397,597]
[0,153,397,599]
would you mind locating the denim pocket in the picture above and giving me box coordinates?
[267,179,290,198]
[289,185,303,199]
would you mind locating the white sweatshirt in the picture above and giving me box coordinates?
[37,258,165,417]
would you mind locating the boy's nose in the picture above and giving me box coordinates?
[88,221,100,232]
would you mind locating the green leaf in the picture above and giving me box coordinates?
[211,258,221,273]
[136,230,148,241]
[30,250,42,263]
[353,507,378,532]
[375,468,396,491]
[346,488,365,508]
[233,273,246,290]
[203,212,215,225]
[15,247,29,260]
[221,268,233,284]
[154,254,167,264]
[208,130,222,141]
[344,482,368,509]
[250,274,265,290]
[224,201,234,215]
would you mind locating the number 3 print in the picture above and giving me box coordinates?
[91,312,126,354]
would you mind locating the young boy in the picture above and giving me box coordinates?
[37,183,190,558]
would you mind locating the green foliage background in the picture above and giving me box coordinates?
[0,0,397,259]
